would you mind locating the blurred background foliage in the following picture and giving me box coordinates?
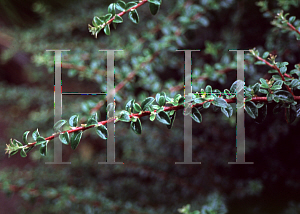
[0,0,300,213]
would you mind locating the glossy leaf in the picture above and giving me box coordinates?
[59,132,70,145]
[156,111,171,125]
[245,101,258,119]
[22,131,30,144]
[254,104,267,124]
[104,24,110,35]
[13,139,22,147]
[148,0,161,5]
[260,78,269,89]
[32,128,40,141]
[141,97,155,110]
[191,107,202,123]
[128,9,139,24]
[116,0,126,11]
[230,80,244,94]
[118,110,131,122]
[205,85,212,94]
[134,103,142,112]
[156,92,166,106]
[126,2,137,10]
[167,112,176,129]
[131,118,142,134]
[108,3,116,15]
[96,125,108,140]
[93,16,104,27]
[273,90,294,103]
[20,148,27,158]
[221,104,233,118]
[212,97,228,108]
[36,136,46,145]
[86,118,98,127]
[70,131,83,150]
[113,15,123,23]
[39,142,47,156]
[203,101,211,109]
[125,99,135,113]
[103,13,112,22]
[149,2,160,15]
[69,115,79,127]
[53,120,67,132]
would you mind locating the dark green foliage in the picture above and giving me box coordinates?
[1,0,300,213]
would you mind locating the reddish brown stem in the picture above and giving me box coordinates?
[287,22,300,36]
[23,95,300,150]
[106,0,148,26]
[254,55,294,95]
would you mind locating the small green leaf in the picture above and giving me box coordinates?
[245,101,258,119]
[290,79,299,88]
[252,83,260,94]
[259,88,268,94]
[212,97,228,108]
[203,101,211,108]
[24,147,33,154]
[104,24,110,35]
[128,9,139,24]
[260,78,269,88]
[178,97,185,105]
[205,85,212,94]
[53,120,67,132]
[289,16,296,23]
[70,131,83,150]
[273,90,294,103]
[131,118,142,134]
[13,139,23,147]
[103,13,113,22]
[125,99,135,113]
[116,0,126,11]
[22,131,30,145]
[230,80,244,94]
[113,15,123,23]
[156,92,166,106]
[141,97,155,110]
[280,66,287,74]
[134,103,142,112]
[118,110,131,122]
[194,98,206,104]
[93,16,104,27]
[20,148,27,158]
[262,51,269,58]
[254,104,267,124]
[156,111,171,125]
[36,136,47,145]
[69,115,79,127]
[254,61,266,65]
[86,118,98,127]
[148,0,161,5]
[39,142,47,156]
[167,112,176,129]
[150,113,156,121]
[221,104,233,118]
[59,132,70,145]
[267,93,274,102]
[191,108,202,123]
[32,128,40,141]
[149,2,160,15]
[108,3,116,15]
[126,2,137,10]
[96,125,108,140]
